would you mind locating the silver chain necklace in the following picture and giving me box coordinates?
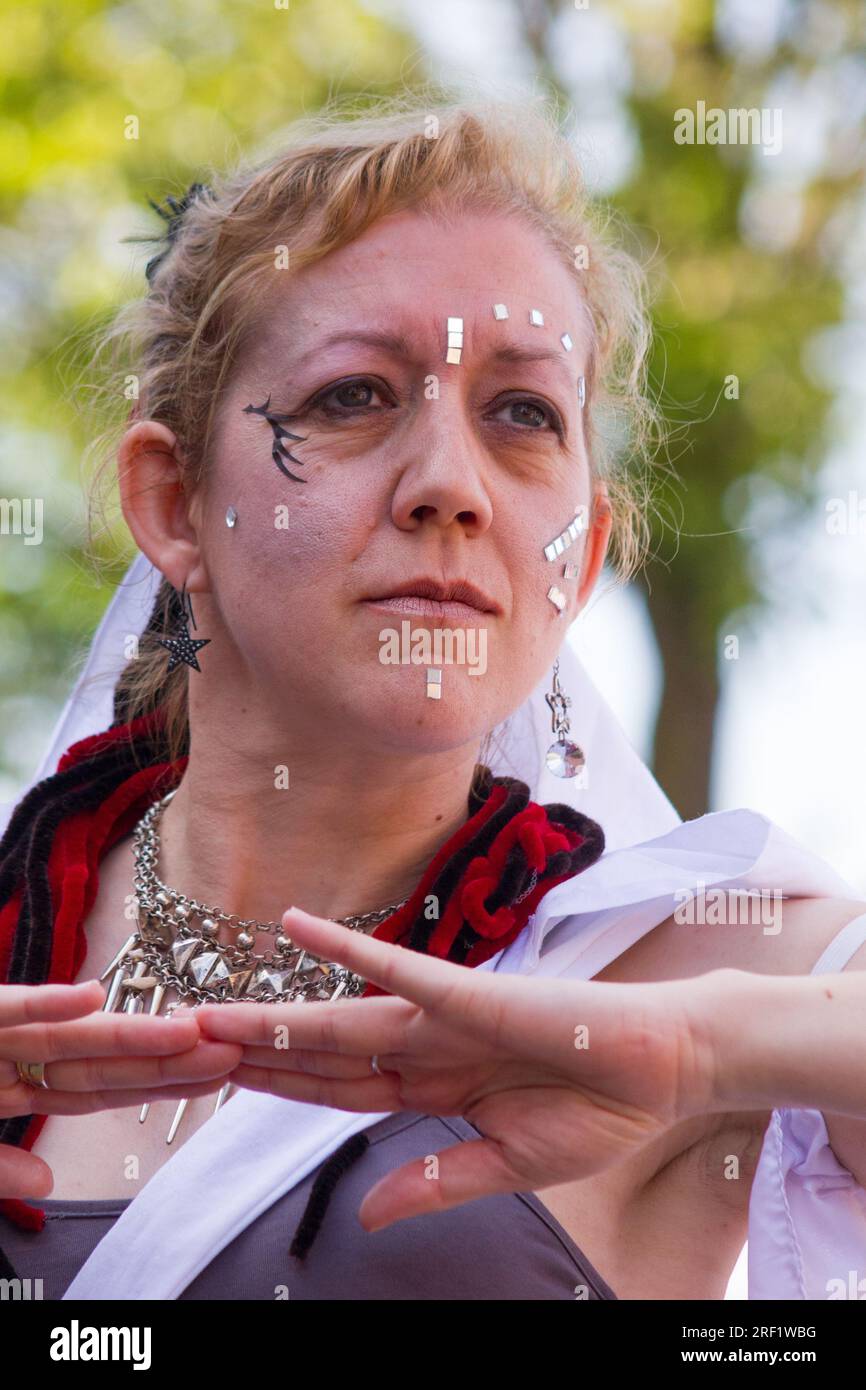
[98,788,409,1143]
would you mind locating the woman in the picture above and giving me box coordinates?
[1,94,865,1302]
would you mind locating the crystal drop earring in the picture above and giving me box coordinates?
[544,657,586,778]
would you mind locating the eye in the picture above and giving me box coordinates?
[491,395,564,436]
[307,376,393,417]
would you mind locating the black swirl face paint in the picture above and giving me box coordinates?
[243,395,309,483]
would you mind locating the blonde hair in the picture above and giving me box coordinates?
[81,88,666,766]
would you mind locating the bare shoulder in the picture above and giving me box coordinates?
[595,894,866,986]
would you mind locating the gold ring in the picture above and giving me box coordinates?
[16,1060,50,1089]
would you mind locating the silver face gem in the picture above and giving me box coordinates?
[446,316,463,365]
[225,505,238,528]
[563,561,580,579]
[547,585,567,613]
[426,668,442,700]
[560,332,573,352]
[578,375,586,408]
[529,308,544,326]
[543,508,588,562]
[493,303,509,320]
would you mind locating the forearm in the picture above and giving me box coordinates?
[684,967,866,1119]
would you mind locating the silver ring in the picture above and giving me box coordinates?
[16,1060,50,1089]
[370,1055,381,1076]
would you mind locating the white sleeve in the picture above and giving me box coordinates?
[747,912,866,1300]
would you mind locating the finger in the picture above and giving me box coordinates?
[0,1144,55,1199]
[0,1010,202,1063]
[0,980,106,1029]
[196,994,415,1055]
[280,907,489,1015]
[281,916,637,1074]
[3,1076,231,1119]
[9,1040,242,1094]
[233,1045,387,1080]
[229,1063,403,1112]
[357,1138,519,1231]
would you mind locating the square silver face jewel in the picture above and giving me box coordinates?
[529,308,544,326]
[563,562,579,579]
[493,303,509,319]
[560,332,573,351]
[447,331,463,347]
[578,376,586,408]
[445,347,462,365]
[447,317,463,333]
[547,585,567,612]
[544,541,558,561]
[427,668,442,682]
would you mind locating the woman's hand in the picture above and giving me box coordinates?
[194,907,719,1231]
[0,979,242,1199]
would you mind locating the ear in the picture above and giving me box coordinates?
[575,479,613,612]
[117,421,210,593]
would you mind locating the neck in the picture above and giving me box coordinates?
[157,719,483,927]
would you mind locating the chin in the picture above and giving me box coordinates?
[351,672,498,755]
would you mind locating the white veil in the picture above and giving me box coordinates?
[1,548,681,851]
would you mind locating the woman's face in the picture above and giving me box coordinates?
[188,206,611,755]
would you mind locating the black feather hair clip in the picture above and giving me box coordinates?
[144,181,215,286]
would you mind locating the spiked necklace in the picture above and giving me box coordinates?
[98,788,408,1143]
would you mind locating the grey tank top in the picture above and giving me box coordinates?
[1,1111,616,1300]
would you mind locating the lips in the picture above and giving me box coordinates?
[361,576,501,619]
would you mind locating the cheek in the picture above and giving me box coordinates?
[206,466,376,635]
[503,492,587,626]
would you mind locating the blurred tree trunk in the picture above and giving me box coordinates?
[642,575,719,821]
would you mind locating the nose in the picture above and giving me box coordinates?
[389,397,494,537]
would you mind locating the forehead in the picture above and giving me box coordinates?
[252,206,592,358]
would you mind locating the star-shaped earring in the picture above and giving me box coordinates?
[157,583,211,672]
[157,621,211,672]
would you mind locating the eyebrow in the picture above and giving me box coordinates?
[300,328,578,385]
